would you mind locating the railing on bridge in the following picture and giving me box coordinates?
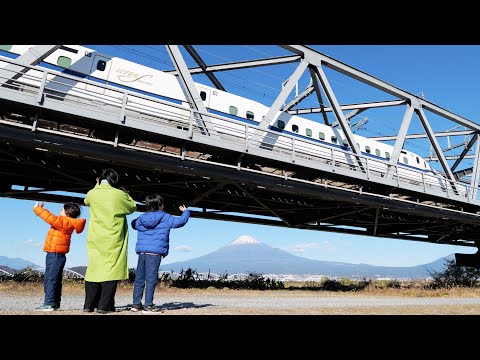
[0,55,477,205]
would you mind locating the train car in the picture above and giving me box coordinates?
[0,45,465,196]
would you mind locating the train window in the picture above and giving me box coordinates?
[342,139,349,147]
[416,156,420,164]
[403,157,408,164]
[292,125,299,133]
[57,56,72,68]
[375,149,381,156]
[200,91,207,101]
[385,152,391,159]
[229,106,238,116]
[0,45,12,51]
[331,136,337,144]
[365,146,371,153]
[306,128,312,137]
[96,60,107,71]
[246,111,254,120]
[277,120,285,129]
[319,132,325,140]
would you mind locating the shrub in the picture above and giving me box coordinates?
[372,279,402,289]
[12,267,44,283]
[427,258,480,288]
[157,268,284,290]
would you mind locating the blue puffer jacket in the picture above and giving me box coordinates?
[131,209,190,257]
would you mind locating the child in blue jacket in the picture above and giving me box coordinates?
[130,194,190,313]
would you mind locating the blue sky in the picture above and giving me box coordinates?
[1,45,479,269]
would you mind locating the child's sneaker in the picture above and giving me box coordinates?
[35,304,55,311]
[142,305,161,314]
[130,304,143,312]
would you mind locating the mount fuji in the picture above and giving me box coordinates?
[160,235,451,279]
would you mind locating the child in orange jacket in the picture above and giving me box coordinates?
[33,201,86,311]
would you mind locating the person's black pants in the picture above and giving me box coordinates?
[84,280,118,312]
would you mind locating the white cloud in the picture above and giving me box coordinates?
[175,245,192,252]
[291,242,319,253]
[24,239,43,247]
[321,240,337,252]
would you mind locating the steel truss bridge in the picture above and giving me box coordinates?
[1,45,480,250]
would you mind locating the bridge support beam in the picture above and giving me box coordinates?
[283,80,313,112]
[390,104,414,166]
[0,45,61,86]
[313,65,364,170]
[455,245,480,268]
[164,54,302,75]
[183,45,225,91]
[470,134,480,197]
[308,67,330,125]
[452,133,478,172]
[256,59,309,131]
[288,99,406,116]
[417,107,456,185]
[331,108,366,129]
[165,45,218,137]
[385,104,415,178]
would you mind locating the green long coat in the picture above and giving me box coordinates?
[84,182,137,282]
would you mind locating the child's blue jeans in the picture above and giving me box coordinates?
[44,252,66,307]
[132,253,162,306]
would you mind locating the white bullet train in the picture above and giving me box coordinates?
[0,45,464,196]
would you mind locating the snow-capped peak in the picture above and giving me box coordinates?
[227,235,261,246]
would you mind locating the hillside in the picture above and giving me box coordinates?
[0,256,40,270]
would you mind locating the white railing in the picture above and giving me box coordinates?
[0,268,14,277]
[32,267,85,279]
[158,271,181,280]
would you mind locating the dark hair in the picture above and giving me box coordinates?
[144,194,163,212]
[64,203,81,218]
[100,168,119,187]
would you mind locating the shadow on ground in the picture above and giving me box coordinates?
[116,302,214,313]
[160,302,213,311]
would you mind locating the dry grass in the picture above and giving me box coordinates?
[3,281,480,298]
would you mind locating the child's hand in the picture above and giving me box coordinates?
[179,205,187,211]
[34,201,44,208]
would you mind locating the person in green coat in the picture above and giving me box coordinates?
[83,168,137,313]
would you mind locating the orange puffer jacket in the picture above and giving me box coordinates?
[34,206,86,254]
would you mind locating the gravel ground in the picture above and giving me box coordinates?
[2,287,480,315]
